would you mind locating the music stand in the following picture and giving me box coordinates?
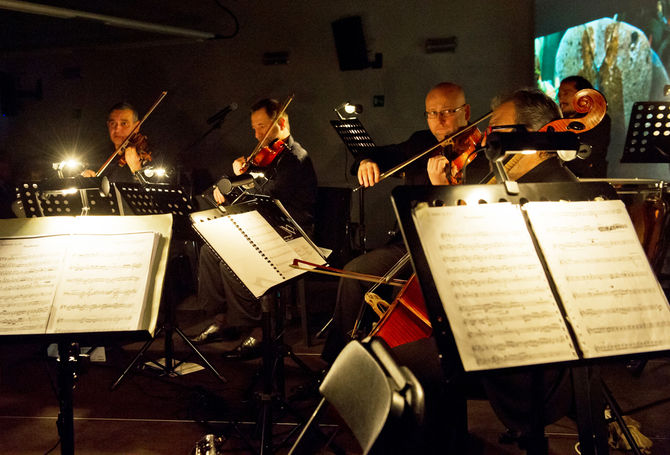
[114,182,194,237]
[111,181,225,389]
[391,182,663,455]
[15,178,121,218]
[621,102,670,163]
[331,119,377,253]
[0,214,171,455]
[190,196,327,453]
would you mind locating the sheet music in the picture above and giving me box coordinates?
[0,236,68,334]
[0,215,171,337]
[524,200,670,357]
[413,203,578,371]
[193,210,322,298]
[47,232,159,333]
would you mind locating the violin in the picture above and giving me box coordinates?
[117,133,152,168]
[442,126,483,185]
[245,138,288,169]
[353,111,492,191]
[238,94,294,174]
[96,91,167,177]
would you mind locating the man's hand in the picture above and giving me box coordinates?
[357,159,381,187]
[427,155,451,185]
[213,187,226,205]
[232,156,247,176]
[124,146,142,173]
[81,169,96,177]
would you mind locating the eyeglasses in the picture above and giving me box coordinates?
[424,104,466,119]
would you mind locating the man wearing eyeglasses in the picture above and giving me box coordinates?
[322,82,471,364]
[357,82,471,188]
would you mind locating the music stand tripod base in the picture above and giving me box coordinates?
[143,358,205,376]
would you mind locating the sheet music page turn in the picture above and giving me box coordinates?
[413,203,578,371]
[524,200,670,358]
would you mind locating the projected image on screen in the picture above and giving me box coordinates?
[535,2,670,176]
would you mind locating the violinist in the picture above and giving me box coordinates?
[192,98,317,360]
[322,82,471,364]
[82,102,147,182]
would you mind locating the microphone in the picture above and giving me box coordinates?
[207,102,238,125]
[215,174,254,194]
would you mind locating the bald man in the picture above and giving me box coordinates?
[322,82,471,363]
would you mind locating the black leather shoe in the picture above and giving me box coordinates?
[221,336,262,361]
[190,324,241,344]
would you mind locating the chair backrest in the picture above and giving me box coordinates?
[318,339,424,454]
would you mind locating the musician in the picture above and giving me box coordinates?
[82,102,146,181]
[192,98,317,361]
[392,89,587,453]
[558,75,611,178]
[322,82,470,364]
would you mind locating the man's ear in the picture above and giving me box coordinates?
[278,117,286,129]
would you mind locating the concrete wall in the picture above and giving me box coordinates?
[0,0,535,247]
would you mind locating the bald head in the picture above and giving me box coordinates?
[424,82,470,141]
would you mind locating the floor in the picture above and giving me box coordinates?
[1,295,669,455]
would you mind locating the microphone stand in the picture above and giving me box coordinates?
[179,115,231,161]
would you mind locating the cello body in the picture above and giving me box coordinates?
[368,275,432,348]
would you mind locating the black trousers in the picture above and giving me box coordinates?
[196,244,261,328]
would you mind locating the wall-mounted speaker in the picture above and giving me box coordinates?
[331,16,370,71]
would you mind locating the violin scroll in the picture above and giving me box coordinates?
[539,88,607,133]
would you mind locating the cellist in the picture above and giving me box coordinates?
[322,82,473,363]
[191,98,318,361]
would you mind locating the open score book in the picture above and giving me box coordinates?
[0,214,172,337]
[191,206,327,298]
[412,199,670,372]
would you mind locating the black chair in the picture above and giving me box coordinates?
[288,338,425,455]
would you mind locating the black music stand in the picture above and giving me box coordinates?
[621,102,670,163]
[331,119,377,252]
[190,197,327,454]
[114,182,194,237]
[111,182,226,389]
[391,182,658,455]
[0,214,170,455]
[15,178,120,218]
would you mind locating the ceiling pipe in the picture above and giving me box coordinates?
[0,0,219,40]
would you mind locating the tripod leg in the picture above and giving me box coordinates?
[260,293,275,454]
[174,326,227,383]
[110,327,162,391]
[601,378,643,455]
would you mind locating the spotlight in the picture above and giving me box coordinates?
[53,158,85,178]
[334,102,363,120]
